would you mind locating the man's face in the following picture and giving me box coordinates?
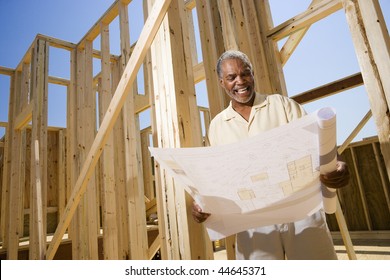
[219,58,255,105]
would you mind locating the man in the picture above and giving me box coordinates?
[192,50,350,260]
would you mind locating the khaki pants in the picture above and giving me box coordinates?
[236,209,337,260]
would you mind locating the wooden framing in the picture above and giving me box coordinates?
[342,0,390,183]
[29,39,49,259]
[0,0,389,260]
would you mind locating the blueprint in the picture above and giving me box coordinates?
[149,107,337,241]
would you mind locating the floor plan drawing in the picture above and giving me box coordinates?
[149,107,337,240]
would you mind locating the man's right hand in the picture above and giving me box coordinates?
[192,201,210,223]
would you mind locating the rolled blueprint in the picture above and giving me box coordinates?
[317,107,338,214]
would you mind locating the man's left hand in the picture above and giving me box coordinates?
[320,160,350,189]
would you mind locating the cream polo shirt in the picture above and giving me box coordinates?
[207,93,306,146]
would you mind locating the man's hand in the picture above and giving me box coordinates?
[191,201,210,223]
[320,160,350,189]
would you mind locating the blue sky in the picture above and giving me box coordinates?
[0,0,389,145]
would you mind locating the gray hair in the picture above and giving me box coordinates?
[216,50,253,79]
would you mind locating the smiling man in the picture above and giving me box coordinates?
[192,50,350,260]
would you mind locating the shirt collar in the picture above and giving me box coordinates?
[222,92,269,121]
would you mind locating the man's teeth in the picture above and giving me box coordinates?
[237,88,247,93]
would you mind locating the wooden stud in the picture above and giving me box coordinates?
[119,1,149,260]
[111,59,130,259]
[195,0,228,119]
[67,48,79,250]
[243,0,275,93]
[99,22,119,260]
[0,74,15,250]
[350,147,373,230]
[57,129,66,223]
[141,127,154,200]
[216,0,238,50]
[29,39,49,260]
[83,39,99,259]
[255,0,288,95]
[7,72,24,259]
[342,0,390,182]
[32,139,45,259]
[150,0,213,260]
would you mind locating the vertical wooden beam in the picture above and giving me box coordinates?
[141,34,156,204]
[141,128,154,200]
[99,22,119,259]
[350,147,373,230]
[150,0,181,260]
[0,74,15,250]
[74,46,87,259]
[116,3,131,260]
[243,0,274,93]
[111,59,130,259]
[195,0,227,119]
[84,39,99,259]
[185,5,198,65]
[342,0,390,181]
[20,63,31,111]
[18,64,30,243]
[150,0,212,260]
[7,71,24,259]
[216,0,238,50]
[29,39,49,260]
[57,129,66,222]
[143,0,169,260]
[33,139,45,259]
[119,1,149,260]
[230,0,252,57]
[74,41,99,260]
[372,143,390,214]
[254,0,287,95]
[67,48,79,256]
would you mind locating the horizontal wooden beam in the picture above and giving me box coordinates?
[0,66,14,76]
[23,206,59,215]
[267,0,342,41]
[36,34,76,51]
[48,76,70,86]
[291,72,363,104]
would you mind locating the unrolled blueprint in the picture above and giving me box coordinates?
[149,107,337,241]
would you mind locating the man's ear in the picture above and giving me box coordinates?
[219,78,224,88]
